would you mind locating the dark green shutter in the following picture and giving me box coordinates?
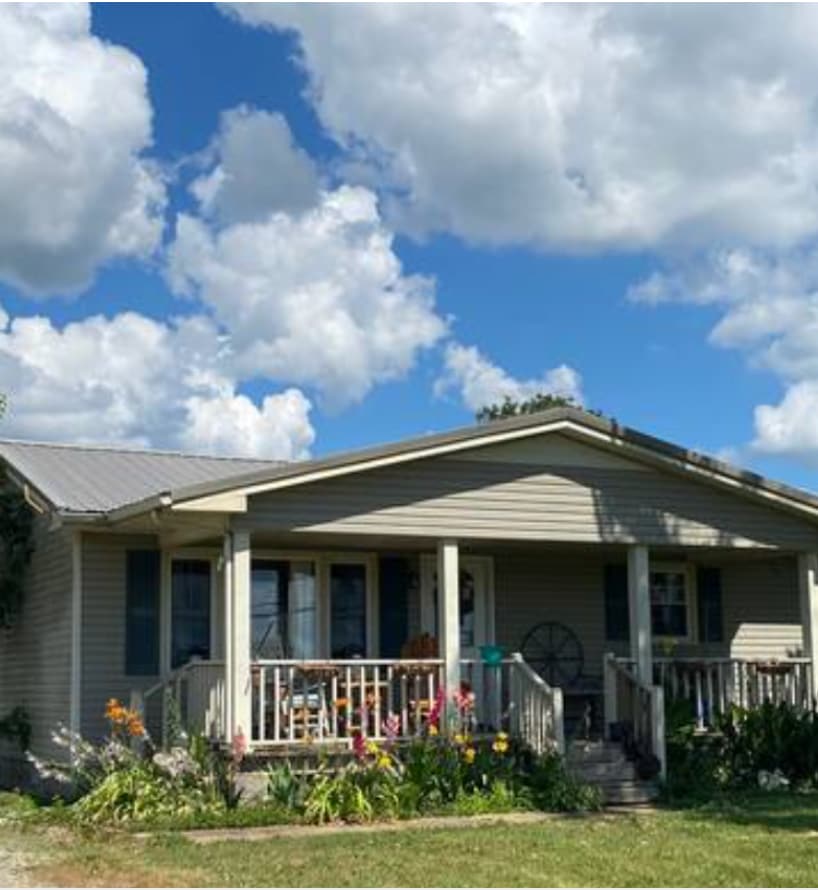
[379,557,410,658]
[604,563,630,642]
[697,566,724,643]
[125,550,160,676]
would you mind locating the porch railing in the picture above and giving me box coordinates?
[131,659,226,747]
[604,653,666,779]
[614,655,814,732]
[133,654,565,755]
[508,652,565,754]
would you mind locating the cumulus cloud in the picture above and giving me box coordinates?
[227,3,818,252]
[0,3,165,295]
[191,106,320,224]
[435,342,583,414]
[167,183,446,407]
[0,305,314,459]
[629,246,818,459]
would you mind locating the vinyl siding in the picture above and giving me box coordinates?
[244,454,818,549]
[0,518,73,761]
[490,551,803,676]
[81,533,158,742]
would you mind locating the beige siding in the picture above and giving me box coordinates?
[722,559,802,659]
[245,454,818,549]
[490,551,803,679]
[0,518,73,761]
[81,533,158,742]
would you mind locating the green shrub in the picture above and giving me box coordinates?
[665,702,818,800]
[525,751,604,812]
[304,761,400,824]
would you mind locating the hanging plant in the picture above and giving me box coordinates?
[0,477,34,628]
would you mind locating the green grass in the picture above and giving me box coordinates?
[2,793,818,887]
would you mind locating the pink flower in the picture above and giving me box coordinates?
[232,728,247,763]
[352,730,367,760]
[383,713,400,744]
[427,686,445,728]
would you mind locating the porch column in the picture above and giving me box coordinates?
[222,534,233,743]
[437,539,460,730]
[231,529,252,745]
[628,544,653,684]
[798,552,818,704]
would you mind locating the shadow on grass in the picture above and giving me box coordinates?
[661,790,818,833]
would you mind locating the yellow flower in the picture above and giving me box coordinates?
[365,739,380,755]
[377,754,391,769]
[492,739,509,755]
[453,733,466,746]
[497,732,509,741]
[464,747,476,764]
[428,724,439,737]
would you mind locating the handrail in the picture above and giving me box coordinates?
[611,654,813,730]
[131,659,227,748]
[604,653,665,779]
[509,652,564,755]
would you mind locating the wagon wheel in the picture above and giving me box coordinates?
[519,621,584,688]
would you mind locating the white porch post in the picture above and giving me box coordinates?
[231,530,252,744]
[628,544,653,685]
[222,533,233,743]
[798,552,818,704]
[437,539,460,730]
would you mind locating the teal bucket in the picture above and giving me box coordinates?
[479,644,504,666]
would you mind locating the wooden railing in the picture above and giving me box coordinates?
[615,655,813,731]
[131,659,226,747]
[134,655,564,754]
[508,653,565,755]
[604,653,666,778]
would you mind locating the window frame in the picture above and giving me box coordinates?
[649,561,697,643]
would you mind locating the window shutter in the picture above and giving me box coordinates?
[379,556,410,658]
[125,550,160,676]
[697,566,724,643]
[604,563,630,642]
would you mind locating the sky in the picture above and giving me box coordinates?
[1,3,818,492]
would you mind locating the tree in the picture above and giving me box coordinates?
[0,393,5,419]
[476,392,579,423]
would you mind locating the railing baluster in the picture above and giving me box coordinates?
[258,666,266,743]
[273,666,281,742]
[373,666,382,738]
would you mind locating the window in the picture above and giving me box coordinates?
[251,559,317,659]
[125,550,160,676]
[330,562,368,658]
[171,560,211,669]
[650,568,689,638]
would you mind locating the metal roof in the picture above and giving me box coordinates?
[2,408,818,523]
[0,439,283,514]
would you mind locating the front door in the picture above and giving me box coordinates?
[419,555,493,658]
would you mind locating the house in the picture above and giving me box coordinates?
[1,406,817,789]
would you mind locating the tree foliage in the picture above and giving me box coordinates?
[476,393,582,423]
[0,477,34,628]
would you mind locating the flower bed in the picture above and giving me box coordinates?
[28,695,601,829]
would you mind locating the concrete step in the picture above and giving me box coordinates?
[566,741,626,765]
[597,779,660,806]
[569,759,638,783]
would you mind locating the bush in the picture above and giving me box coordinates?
[36,699,242,825]
[665,702,818,801]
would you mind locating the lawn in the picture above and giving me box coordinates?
[3,794,818,887]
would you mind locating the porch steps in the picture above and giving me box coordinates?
[566,741,659,806]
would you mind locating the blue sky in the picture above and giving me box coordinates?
[1,3,817,491]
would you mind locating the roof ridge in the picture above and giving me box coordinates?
[0,437,289,464]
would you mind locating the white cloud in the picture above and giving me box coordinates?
[435,342,583,414]
[0,3,165,295]
[227,3,818,252]
[167,184,446,407]
[0,305,313,459]
[629,246,818,459]
[191,106,320,224]
[754,382,818,458]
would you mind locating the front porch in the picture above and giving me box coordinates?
[130,534,818,778]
